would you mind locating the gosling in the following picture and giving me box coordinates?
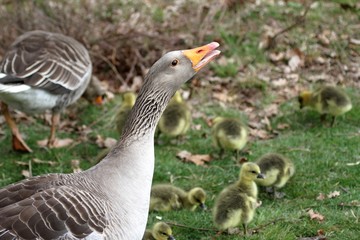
[213,162,264,235]
[157,91,191,140]
[116,91,136,135]
[150,184,207,212]
[254,153,295,198]
[299,85,352,126]
[143,222,175,240]
[211,117,248,158]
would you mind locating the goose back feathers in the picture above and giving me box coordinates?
[0,30,92,105]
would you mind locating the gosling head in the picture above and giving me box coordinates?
[240,162,265,181]
[122,92,136,106]
[188,187,207,210]
[152,222,175,240]
[298,91,312,109]
[170,91,183,104]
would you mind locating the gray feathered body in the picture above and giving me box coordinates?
[0,30,92,114]
[0,42,219,239]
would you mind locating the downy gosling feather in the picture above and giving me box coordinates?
[150,184,207,212]
[158,91,191,138]
[299,85,352,126]
[254,153,295,198]
[143,222,175,240]
[213,162,264,235]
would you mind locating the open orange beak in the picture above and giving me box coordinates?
[182,42,220,71]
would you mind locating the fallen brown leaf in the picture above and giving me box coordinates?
[307,209,325,222]
[327,190,340,199]
[21,170,31,178]
[37,138,74,148]
[277,123,290,130]
[212,91,233,103]
[32,158,58,166]
[15,161,29,166]
[338,200,360,207]
[249,128,271,140]
[95,135,117,148]
[176,150,211,166]
[71,159,82,173]
[269,51,285,62]
[316,193,326,201]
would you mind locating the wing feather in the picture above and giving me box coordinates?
[0,174,107,239]
[0,30,91,95]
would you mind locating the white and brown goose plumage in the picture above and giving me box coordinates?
[0,42,220,239]
[0,30,92,152]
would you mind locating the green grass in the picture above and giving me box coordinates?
[0,90,359,240]
[1,1,359,239]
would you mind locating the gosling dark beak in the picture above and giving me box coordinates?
[168,235,176,240]
[199,202,207,210]
[257,173,265,179]
[298,96,304,109]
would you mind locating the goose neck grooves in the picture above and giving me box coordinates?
[120,87,174,146]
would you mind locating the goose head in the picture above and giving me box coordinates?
[240,162,265,182]
[122,91,137,106]
[298,90,312,109]
[188,187,207,210]
[143,42,220,96]
[152,222,175,240]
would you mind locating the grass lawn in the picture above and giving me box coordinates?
[0,1,359,240]
[0,87,358,240]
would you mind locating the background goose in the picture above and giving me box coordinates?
[254,153,295,198]
[0,42,220,239]
[0,30,92,152]
[157,91,191,140]
[298,85,352,126]
[213,162,264,235]
[83,76,106,105]
[211,117,248,158]
[143,222,175,240]
[150,184,207,212]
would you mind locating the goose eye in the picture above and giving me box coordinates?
[251,170,257,174]
[171,59,179,66]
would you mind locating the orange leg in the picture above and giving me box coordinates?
[0,102,32,153]
[47,112,60,147]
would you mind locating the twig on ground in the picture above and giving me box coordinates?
[268,1,313,49]
[339,185,350,193]
[90,51,126,85]
[165,221,217,232]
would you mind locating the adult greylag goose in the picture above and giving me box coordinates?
[83,76,106,105]
[0,30,92,152]
[0,42,220,239]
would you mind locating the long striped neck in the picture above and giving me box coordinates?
[119,82,175,146]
